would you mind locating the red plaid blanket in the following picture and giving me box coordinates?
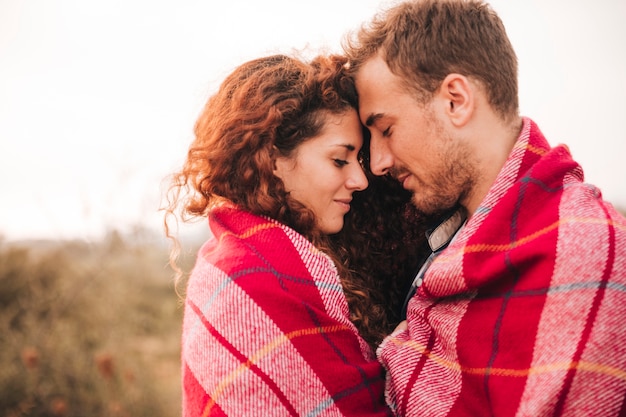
[378,118,626,416]
[182,206,391,416]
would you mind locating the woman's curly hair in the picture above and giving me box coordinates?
[163,52,433,350]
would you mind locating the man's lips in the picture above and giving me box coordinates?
[396,173,410,188]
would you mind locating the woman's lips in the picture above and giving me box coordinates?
[335,199,352,212]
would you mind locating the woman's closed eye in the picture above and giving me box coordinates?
[334,159,349,167]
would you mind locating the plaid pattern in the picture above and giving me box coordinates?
[182,206,391,416]
[378,118,626,417]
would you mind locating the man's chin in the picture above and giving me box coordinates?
[411,194,458,217]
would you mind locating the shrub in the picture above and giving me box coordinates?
[0,231,183,417]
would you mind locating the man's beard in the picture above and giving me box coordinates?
[408,141,477,216]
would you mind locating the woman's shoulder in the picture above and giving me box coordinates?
[202,206,334,278]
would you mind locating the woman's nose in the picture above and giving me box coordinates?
[347,164,368,191]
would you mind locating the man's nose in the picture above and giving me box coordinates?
[369,138,393,176]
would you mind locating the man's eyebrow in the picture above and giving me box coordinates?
[365,113,383,127]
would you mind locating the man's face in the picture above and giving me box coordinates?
[354,54,476,215]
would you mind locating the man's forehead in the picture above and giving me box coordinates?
[355,55,389,86]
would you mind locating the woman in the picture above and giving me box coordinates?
[164,53,389,416]
[164,52,433,416]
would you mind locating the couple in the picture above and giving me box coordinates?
[164,1,626,416]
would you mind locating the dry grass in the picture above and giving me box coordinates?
[0,230,192,417]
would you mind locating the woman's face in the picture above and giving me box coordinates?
[274,109,368,234]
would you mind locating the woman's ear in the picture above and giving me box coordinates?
[273,151,291,180]
[438,73,474,127]
[269,146,278,171]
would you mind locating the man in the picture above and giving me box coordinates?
[343,0,626,416]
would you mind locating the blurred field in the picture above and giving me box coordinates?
[0,229,198,417]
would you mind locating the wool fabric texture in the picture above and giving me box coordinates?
[378,117,626,417]
[181,206,391,416]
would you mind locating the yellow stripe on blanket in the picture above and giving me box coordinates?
[209,324,351,404]
[389,337,626,380]
[437,217,626,263]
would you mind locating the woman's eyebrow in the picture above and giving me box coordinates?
[331,143,356,151]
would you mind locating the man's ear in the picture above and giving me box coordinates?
[438,73,474,127]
